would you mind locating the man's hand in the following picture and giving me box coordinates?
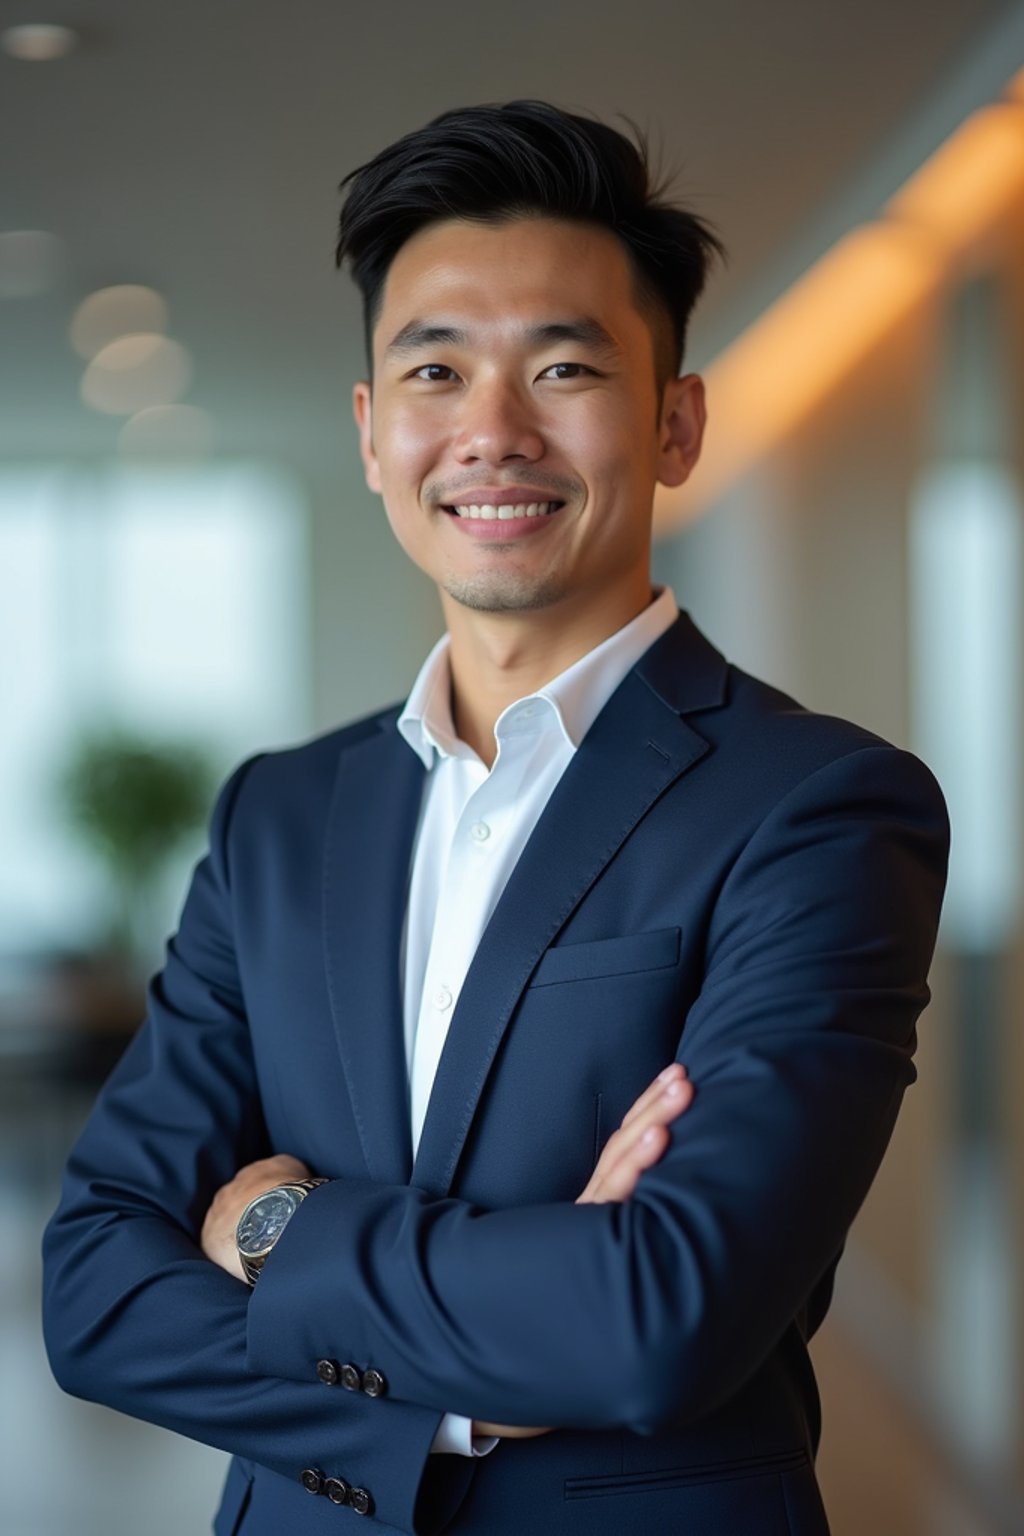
[473,1062,693,1440]
[576,1062,693,1205]
[200,1153,312,1281]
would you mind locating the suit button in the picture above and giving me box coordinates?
[348,1486,374,1516]
[362,1367,387,1397]
[324,1477,350,1506]
[316,1358,340,1386]
[300,1467,324,1495]
[340,1362,362,1392]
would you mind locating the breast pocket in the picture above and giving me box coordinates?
[529,927,681,987]
[459,928,687,1203]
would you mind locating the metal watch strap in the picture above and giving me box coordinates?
[291,1177,329,1196]
[239,1177,328,1286]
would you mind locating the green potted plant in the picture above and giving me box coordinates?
[58,731,214,967]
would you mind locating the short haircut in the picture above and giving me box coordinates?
[335,99,725,387]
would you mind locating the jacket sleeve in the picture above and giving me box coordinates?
[245,744,949,1434]
[41,760,470,1536]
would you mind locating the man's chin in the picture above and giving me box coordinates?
[442,572,567,614]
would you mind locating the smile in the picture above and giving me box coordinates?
[444,502,563,520]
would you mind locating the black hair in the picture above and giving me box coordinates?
[335,100,725,386]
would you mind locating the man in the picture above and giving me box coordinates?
[43,101,948,1534]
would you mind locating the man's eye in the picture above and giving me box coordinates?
[540,362,592,380]
[413,364,457,382]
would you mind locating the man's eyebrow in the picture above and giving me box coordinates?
[526,319,620,356]
[383,318,621,358]
[385,322,467,356]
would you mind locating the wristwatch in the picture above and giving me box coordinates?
[236,1177,327,1286]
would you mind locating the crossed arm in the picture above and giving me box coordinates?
[199,1062,695,1439]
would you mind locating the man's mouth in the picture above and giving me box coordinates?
[443,501,564,520]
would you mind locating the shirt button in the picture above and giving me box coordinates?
[471,821,491,842]
[520,703,537,718]
[434,985,453,1011]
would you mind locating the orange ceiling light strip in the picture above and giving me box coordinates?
[655,86,1024,533]
[889,103,1024,248]
[656,222,942,521]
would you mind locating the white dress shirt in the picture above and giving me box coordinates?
[395,586,679,1454]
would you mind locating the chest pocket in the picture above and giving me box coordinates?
[457,927,685,1205]
[529,927,681,987]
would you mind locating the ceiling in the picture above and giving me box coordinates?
[0,0,1019,467]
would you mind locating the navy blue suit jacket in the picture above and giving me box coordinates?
[43,612,949,1534]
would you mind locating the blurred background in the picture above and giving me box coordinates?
[2,2,1024,1531]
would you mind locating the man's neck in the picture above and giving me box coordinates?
[442,585,655,767]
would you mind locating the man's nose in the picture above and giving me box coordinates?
[452,378,545,463]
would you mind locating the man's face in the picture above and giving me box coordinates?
[354,215,704,622]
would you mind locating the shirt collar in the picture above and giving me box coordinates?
[397,586,679,770]
[397,634,462,768]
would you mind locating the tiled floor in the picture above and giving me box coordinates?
[0,1078,1012,1535]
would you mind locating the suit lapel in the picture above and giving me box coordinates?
[411,614,729,1197]
[322,713,424,1185]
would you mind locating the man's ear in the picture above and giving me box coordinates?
[352,381,382,494]
[656,373,706,489]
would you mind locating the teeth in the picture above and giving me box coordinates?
[452,502,557,519]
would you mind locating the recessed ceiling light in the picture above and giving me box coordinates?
[80,335,193,416]
[1,23,79,61]
[71,285,168,360]
[118,405,216,459]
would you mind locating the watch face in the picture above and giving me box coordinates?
[237,1187,301,1257]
